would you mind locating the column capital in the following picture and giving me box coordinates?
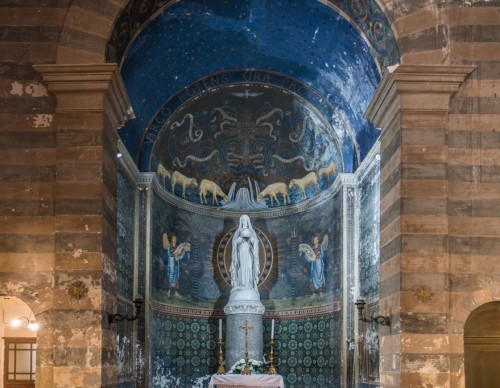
[365,64,475,130]
[34,63,134,129]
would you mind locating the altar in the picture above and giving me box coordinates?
[208,374,285,388]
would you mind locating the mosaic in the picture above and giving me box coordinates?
[108,0,398,69]
[359,163,380,299]
[150,312,342,387]
[150,187,342,314]
[117,163,136,299]
[357,160,381,384]
[116,164,138,386]
[150,313,216,387]
[110,2,392,383]
[269,313,342,387]
[115,0,394,166]
[146,71,344,208]
[358,304,380,385]
[116,149,383,386]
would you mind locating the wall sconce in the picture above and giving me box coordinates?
[108,295,144,326]
[11,316,39,331]
[354,298,390,326]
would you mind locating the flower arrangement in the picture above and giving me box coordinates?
[228,358,264,374]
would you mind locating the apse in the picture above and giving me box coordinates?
[113,0,398,386]
[115,0,395,173]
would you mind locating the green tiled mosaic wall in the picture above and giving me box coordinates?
[150,312,341,387]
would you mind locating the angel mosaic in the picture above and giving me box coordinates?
[299,233,328,298]
[162,232,191,297]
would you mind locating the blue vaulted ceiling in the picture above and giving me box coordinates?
[110,0,398,206]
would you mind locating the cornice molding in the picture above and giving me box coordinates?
[365,64,476,131]
[34,63,135,130]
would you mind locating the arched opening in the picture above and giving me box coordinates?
[464,301,500,388]
[0,296,38,388]
[108,0,399,385]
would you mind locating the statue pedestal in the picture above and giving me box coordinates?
[224,290,265,370]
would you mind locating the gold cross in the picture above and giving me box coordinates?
[239,320,254,374]
[239,320,254,349]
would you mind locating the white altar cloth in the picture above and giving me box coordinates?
[208,374,285,388]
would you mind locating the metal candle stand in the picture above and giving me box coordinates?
[268,339,278,375]
[217,338,226,374]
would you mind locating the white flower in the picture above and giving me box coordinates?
[228,359,264,374]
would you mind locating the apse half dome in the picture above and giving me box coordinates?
[115,0,398,210]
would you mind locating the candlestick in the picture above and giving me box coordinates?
[219,318,222,339]
[216,338,226,375]
[271,319,275,339]
[268,339,278,375]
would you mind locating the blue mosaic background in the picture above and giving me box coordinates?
[358,161,381,384]
[359,163,380,299]
[117,164,138,386]
[150,189,342,308]
[114,0,398,167]
[147,182,344,386]
[150,312,342,387]
[117,163,136,300]
[108,0,398,69]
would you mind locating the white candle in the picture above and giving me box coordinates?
[219,318,222,339]
[271,319,275,339]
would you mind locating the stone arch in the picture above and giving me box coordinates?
[454,285,500,331]
[56,0,129,64]
[54,0,476,80]
[0,277,50,319]
[463,300,500,387]
[0,294,38,323]
[105,0,400,67]
[0,295,38,385]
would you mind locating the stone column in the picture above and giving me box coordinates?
[224,299,265,371]
[365,65,474,388]
[34,64,133,387]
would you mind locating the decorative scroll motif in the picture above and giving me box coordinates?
[255,107,283,141]
[150,76,344,208]
[67,281,89,301]
[211,107,237,138]
[150,299,340,319]
[173,150,220,168]
[271,154,316,172]
[171,113,203,142]
[165,104,313,173]
[224,304,266,315]
[289,116,313,143]
[415,285,435,303]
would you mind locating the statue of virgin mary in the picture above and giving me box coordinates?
[230,215,260,296]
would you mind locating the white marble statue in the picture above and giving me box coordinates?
[230,215,260,293]
[224,215,265,369]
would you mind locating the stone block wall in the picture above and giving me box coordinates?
[366,1,500,386]
[0,62,57,385]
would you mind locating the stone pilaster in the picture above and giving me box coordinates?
[365,64,475,388]
[34,64,133,388]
